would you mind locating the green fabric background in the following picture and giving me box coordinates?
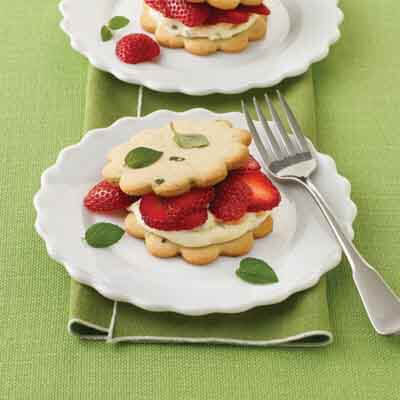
[1,0,400,399]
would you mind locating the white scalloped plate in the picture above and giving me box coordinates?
[59,0,343,95]
[34,109,356,315]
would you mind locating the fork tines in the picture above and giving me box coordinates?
[241,90,311,167]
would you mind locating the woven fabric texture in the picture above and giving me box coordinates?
[1,0,400,399]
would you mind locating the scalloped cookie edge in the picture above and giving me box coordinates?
[140,6,268,56]
[124,212,273,265]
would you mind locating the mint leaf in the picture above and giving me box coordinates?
[108,16,130,30]
[236,257,278,284]
[170,123,209,149]
[125,147,163,169]
[85,223,124,248]
[101,25,113,42]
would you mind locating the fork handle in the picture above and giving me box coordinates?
[299,177,400,335]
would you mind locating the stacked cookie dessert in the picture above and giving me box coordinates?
[140,0,270,55]
[99,119,281,265]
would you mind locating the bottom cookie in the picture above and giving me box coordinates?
[140,5,268,56]
[124,212,273,265]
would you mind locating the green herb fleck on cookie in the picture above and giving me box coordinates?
[169,156,185,161]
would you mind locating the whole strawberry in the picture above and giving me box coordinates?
[84,180,137,212]
[116,34,160,64]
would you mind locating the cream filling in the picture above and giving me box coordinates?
[148,7,258,40]
[130,201,270,248]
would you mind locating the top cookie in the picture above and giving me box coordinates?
[102,120,252,197]
[186,0,263,10]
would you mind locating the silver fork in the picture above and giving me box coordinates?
[242,91,400,336]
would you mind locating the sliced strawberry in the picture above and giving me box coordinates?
[175,208,208,230]
[236,155,261,173]
[140,194,176,231]
[235,171,281,211]
[205,3,269,25]
[164,0,210,27]
[210,175,251,221]
[144,0,168,14]
[84,181,137,212]
[165,187,214,217]
[206,9,249,25]
[145,0,270,27]
[139,193,208,231]
[237,4,271,15]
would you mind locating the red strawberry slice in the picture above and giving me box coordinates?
[144,0,168,14]
[237,4,271,16]
[236,155,261,173]
[116,34,160,64]
[139,193,208,231]
[145,0,270,27]
[140,194,177,230]
[210,175,251,221]
[205,3,269,25]
[165,187,214,217]
[206,9,249,25]
[174,208,208,230]
[235,171,281,211]
[164,0,210,27]
[84,181,137,212]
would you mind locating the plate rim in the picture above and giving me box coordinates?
[58,0,344,95]
[34,109,357,315]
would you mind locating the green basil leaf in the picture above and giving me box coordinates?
[170,123,209,149]
[236,257,278,284]
[108,16,130,30]
[100,25,113,41]
[85,223,124,248]
[155,178,165,185]
[169,156,185,161]
[125,147,163,169]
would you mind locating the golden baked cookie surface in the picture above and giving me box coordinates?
[102,119,251,196]
[125,212,273,265]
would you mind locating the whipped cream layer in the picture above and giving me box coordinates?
[148,7,259,40]
[130,202,270,248]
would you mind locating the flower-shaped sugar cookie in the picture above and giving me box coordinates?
[187,0,263,10]
[102,119,252,197]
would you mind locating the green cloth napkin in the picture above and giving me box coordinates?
[69,66,332,346]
